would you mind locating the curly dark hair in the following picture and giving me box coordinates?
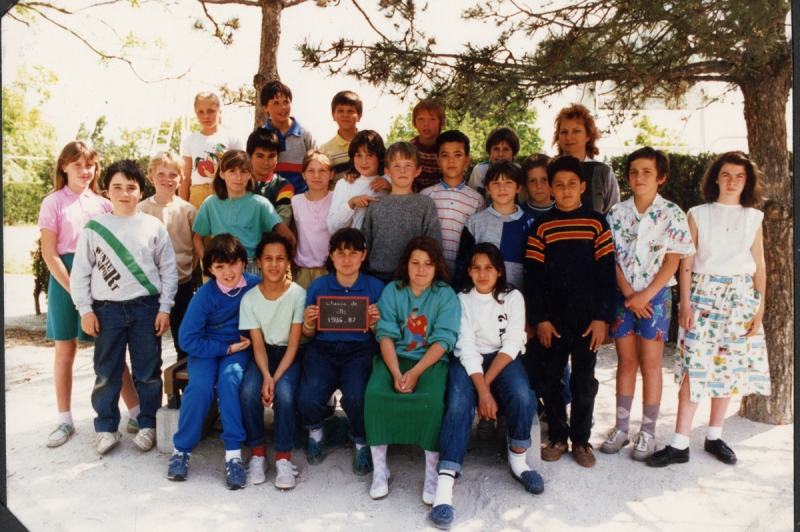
[394,236,450,288]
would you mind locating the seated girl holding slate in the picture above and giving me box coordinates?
[296,228,383,476]
[364,236,461,502]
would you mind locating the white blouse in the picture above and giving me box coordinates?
[689,202,763,276]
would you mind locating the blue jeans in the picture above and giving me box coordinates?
[438,353,536,475]
[240,345,303,453]
[91,295,162,433]
[297,339,378,445]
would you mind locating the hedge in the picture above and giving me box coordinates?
[3,181,51,226]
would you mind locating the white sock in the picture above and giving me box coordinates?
[670,433,690,450]
[508,447,529,478]
[706,426,722,441]
[128,405,140,421]
[225,450,242,462]
[58,412,73,426]
[433,470,456,507]
[172,450,191,457]
[370,444,388,474]
[309,428,323,443]
[355,443,365,451]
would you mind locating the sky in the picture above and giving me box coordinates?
[1,1,792,160]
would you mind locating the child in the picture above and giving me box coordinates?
[421,130,485,276]
[319,90,362,185]
[70,160,177,455]
[296,228,383,474]
[168,234,258,489]
[466,126,521,198]
[431,243,541,530]
[261,80,317,194]
[239,233,306,488]
[409,99,446,192]
[456,160,533,291]
[139,151,198,361]
[292,150,335,289]
[601,147,694,461]
[326,130,390,233]
[180,92,243,211]
[523,156,616,468]
[520,153,554,219]
[365,236,461,501]
[247,128,294,227]
[38,142,140,447]
[648,152,770,468]
[192,149,295,276]
[362,142,442,283]
[552,103,620,214]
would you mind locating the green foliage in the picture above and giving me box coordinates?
[3,181,51,226]
[624,116,684,148]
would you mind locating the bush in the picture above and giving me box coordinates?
[3,180,51,225]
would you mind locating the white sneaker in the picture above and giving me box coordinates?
[248,456,267,485]
[96,431,122,455]
[47,423,75,448]
[631,431,656,462]
[132,428,156,452]
[274,459,299,489]
[600,427,630,454]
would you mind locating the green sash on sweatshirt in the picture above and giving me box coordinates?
[85,219,159,295]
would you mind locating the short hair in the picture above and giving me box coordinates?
[484,160,524,188]
[394,236,450,287]
[435,130,470,156]
[385,141,422,168]
[347,130,386,176]
[260,80,293,106]
[331,91,363,115]
[203,233,248,278]
[147,151,184,180]
[246,128,281,156]
[212,150,254,199]
[302,149,334,173]
[485,126,520,157]
[546,155,585,185]
[103,159,145,191]
[553,103,601,157]
[194,92,221,109]
[625,147,669,183]
[701,151,762,207]
[412,99,446,130]
[52,141,101,193]
[464,242,513,301]
[255,231,293,261]
[521,153,552,177]
[324,228,370,273]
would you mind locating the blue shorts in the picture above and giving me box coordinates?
[609,286,672,342]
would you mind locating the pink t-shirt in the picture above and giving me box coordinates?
[38,186,113,255]
[291,192,333,268]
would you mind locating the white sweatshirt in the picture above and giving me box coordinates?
[326,174,391,234]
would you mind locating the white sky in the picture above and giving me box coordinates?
[1,0,791,160]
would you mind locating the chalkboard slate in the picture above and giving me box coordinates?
[317,296,370,332]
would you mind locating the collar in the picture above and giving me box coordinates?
[620,193,665,215]
[526,201,554,211]
[333,132,352,147]
[439,179,466,190]
[216,274,247,294]
[329,272,366,291]
[488,205,524,220]
[265,117,301,138]
[62,185,94,198]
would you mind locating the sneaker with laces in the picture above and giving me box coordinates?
[126,418,139,434]
[476,418,495,441]
[541,440,568,462]
[167,452,190,481]
[353,446,373,476]
[631,431,656,461]
[226,458,247,490]
[274,459,299,489]
[573,442,596,467]
[132,427,156,452]
[47,423,75,448]
[305,438,326,465]
[600,427,630,454]
[96,431,122,455]
[247,456,267,485]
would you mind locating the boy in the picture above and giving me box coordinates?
[320,91,362,186]
[361,142,442,284]
[520,154,555,219]
[261,80,317,194]
[409,99,446,192]
[421,130,485,276]
[247,128,294,227]
[71,160,177,455]
[467,126,521,199]
[139,152,197,361]
[523,155,616,468]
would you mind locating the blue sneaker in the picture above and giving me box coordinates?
[430,504,454,530]
[226,458,246,490]
[167,452,189,481]
[511,469,544,494]
[305,438,327,465]
[352,446,373,476]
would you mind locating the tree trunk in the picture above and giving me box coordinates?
[253,0,284,129]
[736,68,793,425]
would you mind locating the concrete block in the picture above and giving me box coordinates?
[157,407,180,454]
[526,415,542,471]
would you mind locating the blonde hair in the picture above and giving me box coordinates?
[194,92,222,125]
[51,141,101,194]
[302,149,334,173]
[147,151,185,180]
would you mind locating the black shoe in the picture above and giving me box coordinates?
[646,445,690,468]
[704,438,737,464]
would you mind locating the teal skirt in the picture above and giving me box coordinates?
[364,355,448,451]
[45,254,93,342]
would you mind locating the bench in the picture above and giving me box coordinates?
[157,358,218,453]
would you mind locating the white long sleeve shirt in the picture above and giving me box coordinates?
[326,174,390,234]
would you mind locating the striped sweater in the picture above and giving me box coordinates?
[263,117,317,194]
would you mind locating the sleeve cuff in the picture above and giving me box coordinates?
[462,357,485,376]
[78,305,94,316]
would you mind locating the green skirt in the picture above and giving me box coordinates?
[364,355,448,451]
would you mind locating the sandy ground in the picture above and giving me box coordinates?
[3,271,794,532]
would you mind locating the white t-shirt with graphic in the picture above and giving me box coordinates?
[181,129,244,186]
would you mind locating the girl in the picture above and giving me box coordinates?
[192,149,295,276]
[291,150,334,289]
[602,147,695,461]
[365,236,461,502]
[647,152,770,468]
[430,243,540,530]
[296,228,383,474]
[38,141,139,448]
[180,92,244,211]
[168,234,259,489]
